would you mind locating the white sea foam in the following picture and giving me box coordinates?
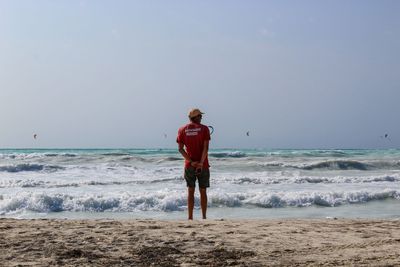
[0,163,65,173]
[1,189,399,215]
[1,173,398,189]
[224,174,400,185]
[1,148,400,218]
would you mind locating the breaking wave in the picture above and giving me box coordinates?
[0,177,182,189]
[1,189,399,214]
[209,151,247,158]
[222,174,400,185]
[1,173,399,189]
[291,160,400,171]
[299,160,370,170]
[0,164,64,173]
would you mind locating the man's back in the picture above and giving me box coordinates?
[177,108,210,220]
[177,122,210,168]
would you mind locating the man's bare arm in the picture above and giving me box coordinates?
[198,140,209,168]
[178,143,193,163]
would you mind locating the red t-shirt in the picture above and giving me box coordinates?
[176,123,211,169]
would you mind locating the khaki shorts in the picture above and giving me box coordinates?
[184,167,210,188]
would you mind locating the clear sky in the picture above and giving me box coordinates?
[1,1,399,149]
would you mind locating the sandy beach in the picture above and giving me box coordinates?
[0,218,399,266]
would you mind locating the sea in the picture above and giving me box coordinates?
[1,148,400,220]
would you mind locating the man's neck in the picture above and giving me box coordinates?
[190,120,201,125]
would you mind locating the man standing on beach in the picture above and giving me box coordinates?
[177,108,211,220]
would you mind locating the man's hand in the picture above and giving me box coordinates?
[190,161,203,173]
[190,161,199,168]
[194,162,203,173]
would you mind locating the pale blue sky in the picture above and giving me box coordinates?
[1,1,399,149]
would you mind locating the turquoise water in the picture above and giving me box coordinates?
[1,149,400,219]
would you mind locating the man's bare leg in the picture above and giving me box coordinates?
[188,187,195,220]
[199,187,207,219]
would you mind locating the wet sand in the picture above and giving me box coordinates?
[1,218,400,266]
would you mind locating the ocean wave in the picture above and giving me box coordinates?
[268,150,350,158]
[299,160,370,170]
[0,179,48,188]
[115,156,175,163]
[45,153,77,157]
[0,164,64,173]
[156,157,182,163]
[0,192,188,213]
[1,173,398,189]
[290,160,400,171]
[100,153,130,156]
[242,190,400,208]
[1,189,399,214]
[226,174,400,185]
[216,159,400,172]
[0,177,182,189]
[2,151,399,173]
[209,151,247,158]
[294,175,400,184]
[0,153,78,160]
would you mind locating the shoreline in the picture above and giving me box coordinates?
[4,198,400,220]
[1,218,400,266]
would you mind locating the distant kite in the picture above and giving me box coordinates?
[208,126,214,135]
[33,134,37,140]
[163,133,167,138]
[246,131,250,136]
[380,133,391,141]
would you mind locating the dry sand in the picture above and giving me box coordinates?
[1,218,400,266]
